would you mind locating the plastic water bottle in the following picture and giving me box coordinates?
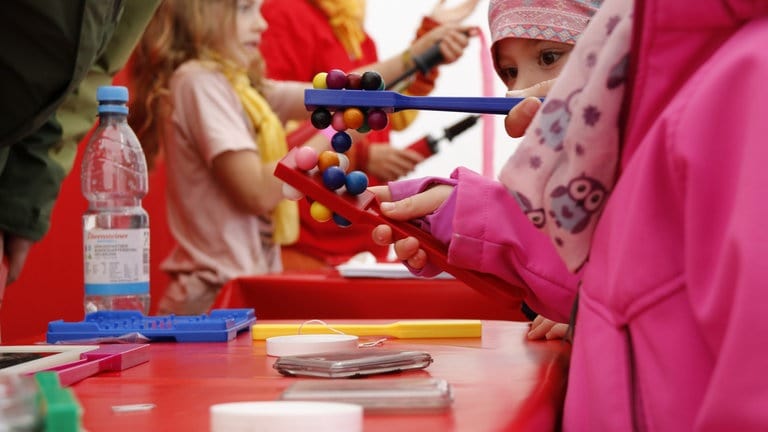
[81,85,150,314]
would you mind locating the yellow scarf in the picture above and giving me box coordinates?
[311,0,366,60]
[213,59,299,245]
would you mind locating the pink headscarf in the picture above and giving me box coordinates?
[488,0,602,46]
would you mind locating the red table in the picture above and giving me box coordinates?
[211,272,526,321]
[71,320,568,432]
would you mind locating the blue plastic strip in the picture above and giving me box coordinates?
[84,282,149,296]
[46,309,256,343]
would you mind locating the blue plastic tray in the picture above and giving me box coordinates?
[46,309,256,343]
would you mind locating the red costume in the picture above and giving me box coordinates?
[261,0,389,265]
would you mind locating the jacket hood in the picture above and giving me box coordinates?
[622,0,768,161]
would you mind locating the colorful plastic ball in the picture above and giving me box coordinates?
[326,69,348,89]
[317,150,340,172]
[366,109,388,130]
[310,201,332,222]
[346,73,362,90]
[331,131,352,153]
[345,170,369,195]
[312,72,328,89]
[282,183,304,201]
[356,122,371,133]
[294,146,319,171]
[331,111,347,131]
[332,213,352,228]
[342,108,365,130]
[360,71,384,90]
[337,153,350,172]
[322,166,347,190]
[311,108,332,130]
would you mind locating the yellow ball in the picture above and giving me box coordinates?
[312,72,328,89]
[310,201,332,222]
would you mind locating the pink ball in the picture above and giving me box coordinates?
[331,111,347,131]
[294,146,319,171]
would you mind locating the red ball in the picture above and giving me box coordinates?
[366,109,388,130]
[346,73,362,90]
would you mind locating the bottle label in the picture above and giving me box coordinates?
[84,228,149,295]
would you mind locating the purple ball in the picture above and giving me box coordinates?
[322,166,347,190]
[325,69,348,90]
[331,131,352,153]
[332,213,352,227]
[366,109,388,130]
[345,170,369,195]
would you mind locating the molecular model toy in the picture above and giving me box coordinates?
[282,69,389,228]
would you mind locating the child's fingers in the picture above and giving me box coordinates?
[372,224,394,246]
[378,185,453,221]
[545,323,570,340]
[393,236,422,262]
[505,97,542,138]
[368,185,393,202]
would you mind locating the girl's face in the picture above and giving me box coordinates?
[495,38,573,91]
[236,0,267,63]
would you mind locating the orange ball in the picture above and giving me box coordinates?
[317,150,340,172]
[310,201,332,222]
[342,108,365,130]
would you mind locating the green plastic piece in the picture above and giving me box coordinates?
[34,372,82,432]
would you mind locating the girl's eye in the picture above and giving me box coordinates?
[539,51,563,66]
[502,67,518,80]
[238,1,254,12]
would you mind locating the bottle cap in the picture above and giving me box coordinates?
[96,86,129,103]
[96,86,129,114]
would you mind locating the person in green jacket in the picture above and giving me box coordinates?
[0,1,160,296]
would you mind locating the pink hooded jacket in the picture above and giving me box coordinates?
[389,0,768,429]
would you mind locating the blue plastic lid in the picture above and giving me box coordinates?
[96,85,129,114]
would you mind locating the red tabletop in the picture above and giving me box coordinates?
[211,271,526,321]
[71,320,568,432]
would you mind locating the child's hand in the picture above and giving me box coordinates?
[369,185,454,269]
[503,80,553,137]
[429,0,482,25]
[527,315,569,340]
[366,144,424,182]
[411,24,475,66]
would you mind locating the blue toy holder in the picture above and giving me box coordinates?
[46,309,256,343]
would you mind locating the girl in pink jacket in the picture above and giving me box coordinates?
[372,0,768,429]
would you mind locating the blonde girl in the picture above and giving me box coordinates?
[130,0,312,314]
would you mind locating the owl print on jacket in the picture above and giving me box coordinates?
[534,89,582,151]
[549,174,607,234]
[511,190,546,228]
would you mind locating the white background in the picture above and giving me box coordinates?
[364,0,520,180]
